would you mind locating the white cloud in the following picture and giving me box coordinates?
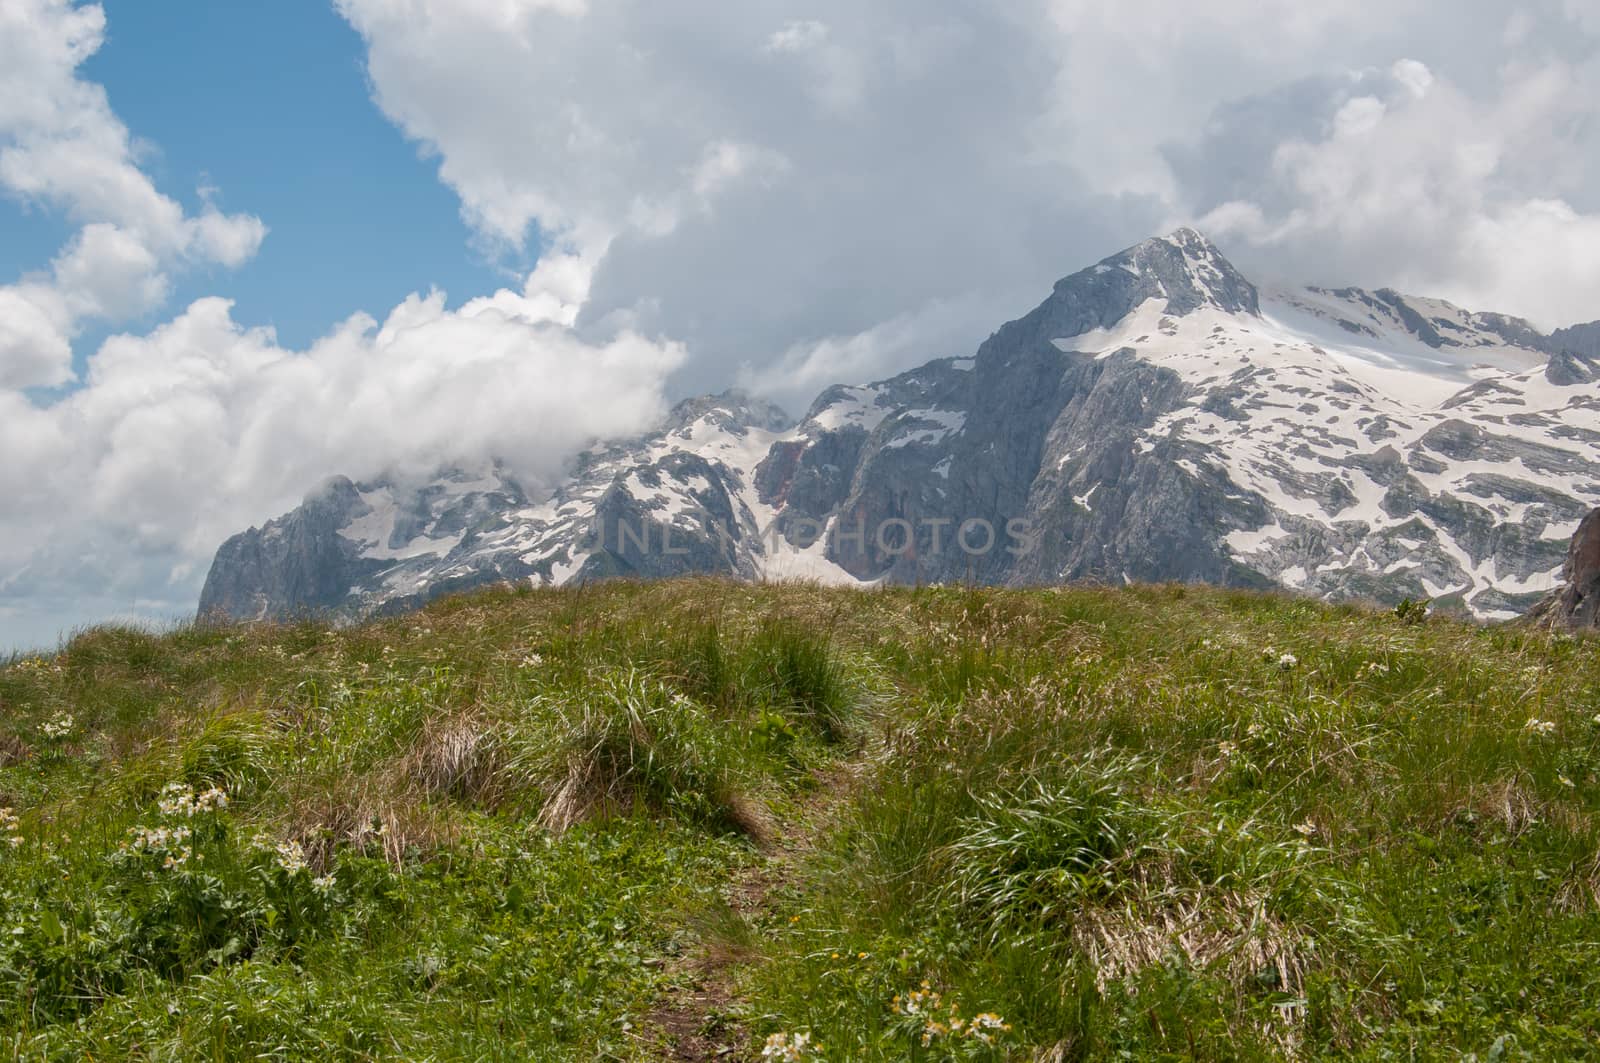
[335,0,1600,410]
[1390,57,1435,99]
[0,278,685,649]
[1039,0,1419,202]
[0,285,72,389]
[736,292,1012,405]
[186,208,269,269]
[1331,96,1389,138]
[765,19,829,54]
[1566,0,1600,32]
[0,0,266,389]
[1197,54,1600,326]
[0,1,684,650]
[689,140,790,204]
[335,0,1161,403]
[52,223,168,319]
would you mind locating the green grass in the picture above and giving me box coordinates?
[2,579,1598,1059]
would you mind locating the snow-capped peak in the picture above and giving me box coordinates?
[202,227,1599,629]
[1284,286,1547,355]
[1095,227,1261,317]
[663,388,792,436]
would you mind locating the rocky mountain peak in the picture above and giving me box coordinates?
[665,389,792,435]
[199,228,1600,628]
[1551,320,1600,360]
[1114,227,1261,317]
[970,229,1260,367]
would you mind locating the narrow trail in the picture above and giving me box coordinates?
[641,760,866,1061]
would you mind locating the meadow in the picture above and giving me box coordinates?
[2,580,1597,1060]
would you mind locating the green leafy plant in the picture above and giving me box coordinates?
[1394,597,1431,625]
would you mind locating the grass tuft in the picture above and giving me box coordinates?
[751,618,857,743]
[512,669,769,838]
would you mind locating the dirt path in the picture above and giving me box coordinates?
[640,761,865,1060]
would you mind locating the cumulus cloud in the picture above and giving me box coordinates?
[0,285,72,390]
[337,0,1600,415]
[736,291,1011,404]
[0,266,684,649]
[1191,53,1600,326]
[334,0,1166,407]
[0,0,266,388]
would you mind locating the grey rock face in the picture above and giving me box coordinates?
[1550,321,1600,360]
[200,391,793,623]
[199,230,1600,625]
[198,477,387,622]
[1528,509,1600,630]
[1545,348,1600,386]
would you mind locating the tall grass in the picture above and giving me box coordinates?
[2,579,1598,1059]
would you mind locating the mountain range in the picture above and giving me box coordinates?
[198,229,1600,624]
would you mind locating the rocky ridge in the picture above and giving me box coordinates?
[199,230,1600,623]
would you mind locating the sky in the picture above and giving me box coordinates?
[2,0,1599,652]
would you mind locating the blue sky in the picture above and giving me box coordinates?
[2,0,512,378]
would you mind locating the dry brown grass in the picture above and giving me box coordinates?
[1071,890,1307,1003]
[281,774,461,870]
[535,750,626,834]
[0,731,30,770]
[400,714,509,809]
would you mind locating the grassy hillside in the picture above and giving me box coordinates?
[2,580,1598,1060]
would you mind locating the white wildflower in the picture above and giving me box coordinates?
[1293,819,1318,838]
[124,823,194,868]
[521,653,544,668]
[894,984,943,1018]
[0,808,21,847]
[966,1011,1012,1044]
[195,786,229,813]
[891,983,1009,1046]
[275,839,310,875]
[158,783,195,817]
[158,782,229,817]
[760,1031,817,1061]
[1524,718,1557,737]
[1277,653,1299,671]
[312,874,336,893]
[40,712,74,739]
